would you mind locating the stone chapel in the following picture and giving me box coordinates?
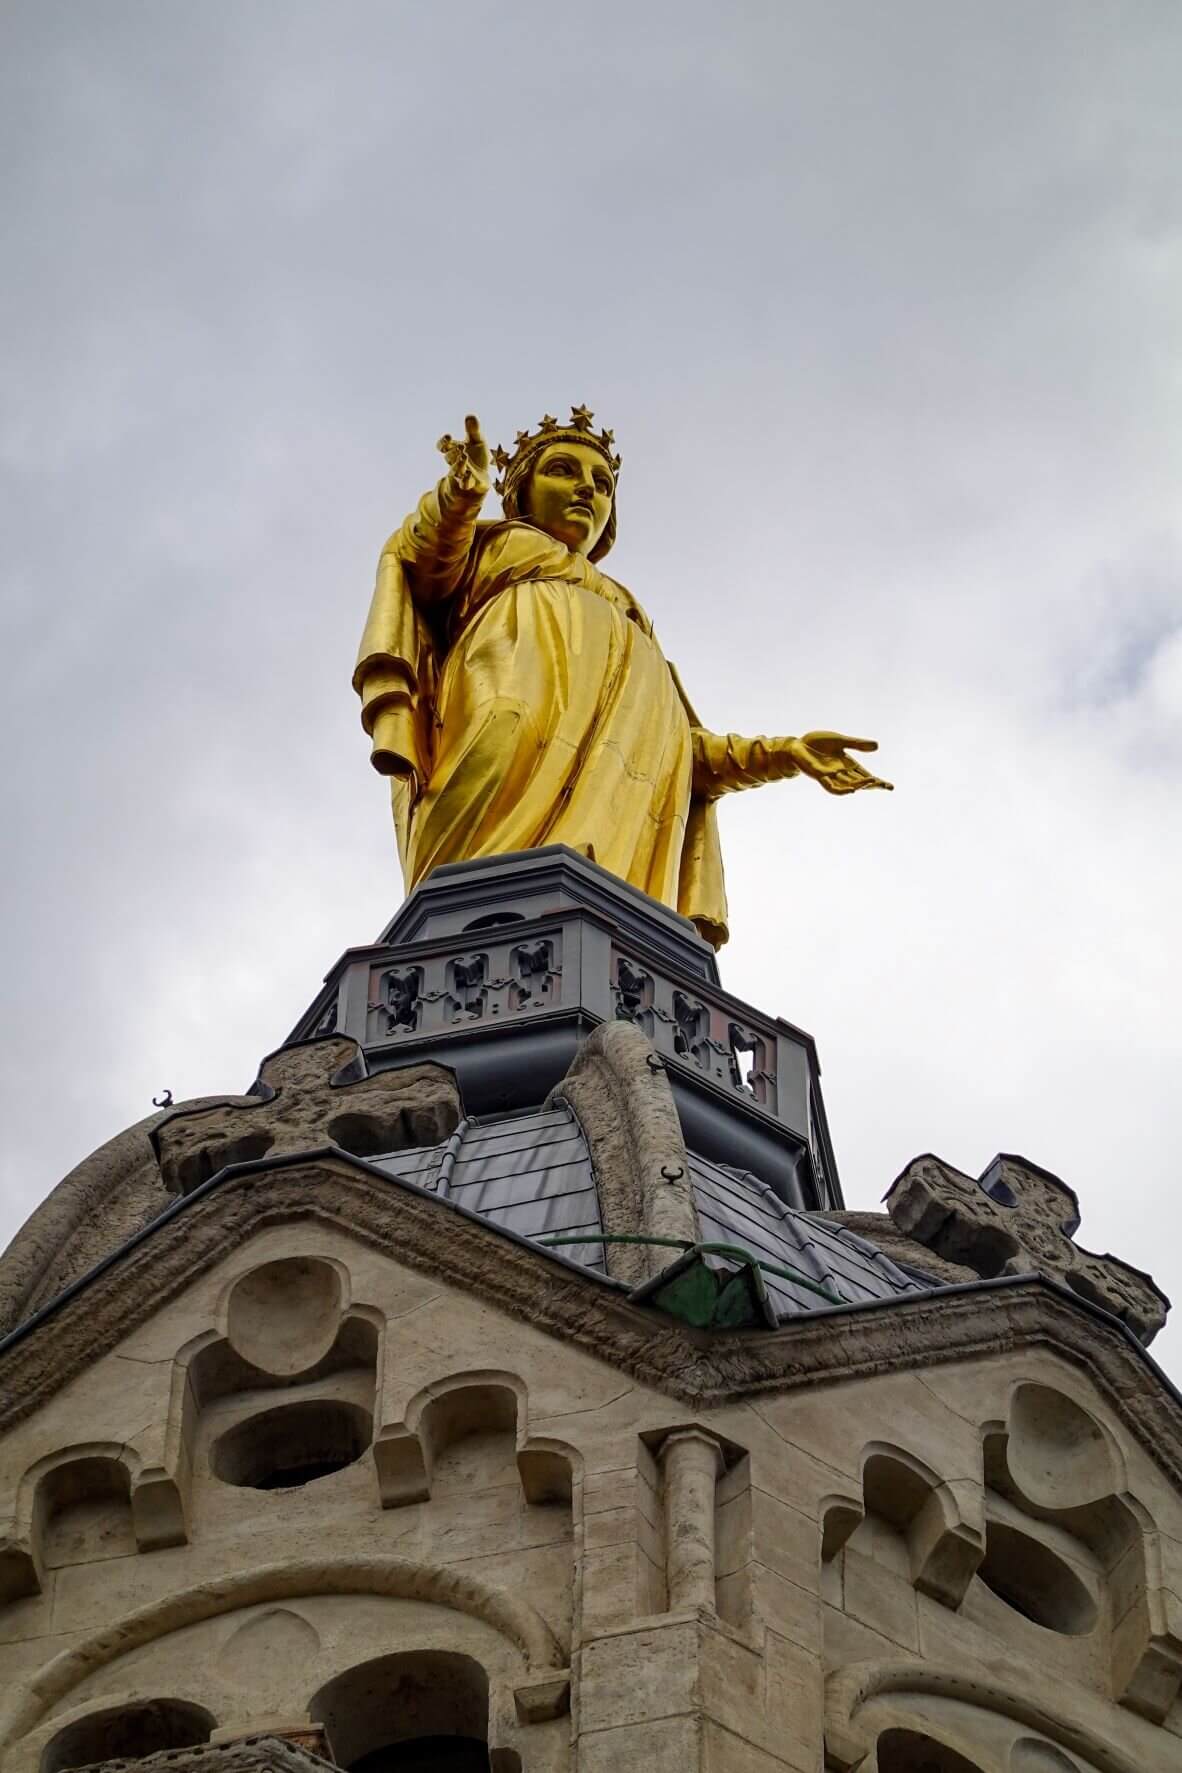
[0,844,1178,1773]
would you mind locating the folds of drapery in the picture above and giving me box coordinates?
[354,478,733,946]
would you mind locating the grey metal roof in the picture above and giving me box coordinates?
[372,1106,606,1273]
[688,1150,922,1317]
[369,1107,922,1317]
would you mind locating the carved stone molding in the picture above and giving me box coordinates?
[887,1151,1169,1343]
[2,1152,1182,1494]
[0,1097,240,1336]
[546,1019,698,1286]
[0,1553,562,1750]
[152,1037,460,1196]
[825,1658,1161,1773]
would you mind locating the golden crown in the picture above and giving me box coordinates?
[492,405,621,496]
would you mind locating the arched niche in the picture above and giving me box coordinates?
[311,1649,490,1770]
[35,1455,134,1571]
[821,1443,982,1615]
[416,1383,520,1498]
[40,1700,214,1772]
[2,1564,563,1769]
[391,1372,577,1510]
[877,1729,985,1773]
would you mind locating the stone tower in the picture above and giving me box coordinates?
[0,843,1178,1773]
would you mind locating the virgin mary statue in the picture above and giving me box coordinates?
[354,408,889,949]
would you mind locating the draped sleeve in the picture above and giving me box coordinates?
[354,473,485,779]
[691,731,800,797]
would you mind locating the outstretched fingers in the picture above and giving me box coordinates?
[800,730,880,757]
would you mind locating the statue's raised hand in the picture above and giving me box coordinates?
[437,414,490,496]
[788,732,893,795]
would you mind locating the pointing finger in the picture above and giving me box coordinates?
[464,414,482,440]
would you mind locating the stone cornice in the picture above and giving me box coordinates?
[1,1152,1180,1490]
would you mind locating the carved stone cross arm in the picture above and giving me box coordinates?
[152,1035,461,1196]
[886,1151,1169,1344]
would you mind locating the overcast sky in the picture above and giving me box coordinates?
[2,2,1180,1371]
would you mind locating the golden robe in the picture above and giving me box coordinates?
[355,473,784,948]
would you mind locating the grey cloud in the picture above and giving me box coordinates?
[2,1,1180,1368]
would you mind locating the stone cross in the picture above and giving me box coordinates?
[152,1035,461,1196]
[886,1151,1169,1345]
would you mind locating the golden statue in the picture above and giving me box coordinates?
[354,408,890,949]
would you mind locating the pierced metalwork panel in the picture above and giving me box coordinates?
[365,929,565,1043]
[611,944,784,1117]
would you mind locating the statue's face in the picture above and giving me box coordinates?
[524,442,614,556]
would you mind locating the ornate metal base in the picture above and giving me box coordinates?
[288,847,841,1210]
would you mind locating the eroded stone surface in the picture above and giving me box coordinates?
[887,1151,1169,1343]
[817,1210,980,1287]
[546,1020,698,1287]
[0,1096,241,1336]
[152,1036,461,1196]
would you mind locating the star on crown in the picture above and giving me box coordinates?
[492,404,622,494]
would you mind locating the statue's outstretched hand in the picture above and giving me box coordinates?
[436,414,490,495]
[790,731,893,795]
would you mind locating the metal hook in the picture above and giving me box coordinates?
[152,1089,174,1108]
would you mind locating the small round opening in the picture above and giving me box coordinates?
[211,1399,372,1490]
[978,1519,1097,1635]
[312,1650,488,1772]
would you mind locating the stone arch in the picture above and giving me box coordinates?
[410,1372,525,1496]
[18,1442,141,1534]
[0,1443,146,1598]
[826,1661,1141,1773]
[876,1729,987,1773]
[824,1441,983,1611]
[35,1455,134,1572]
[310,1648,490,1769]
[38,1698,215,1772]
[375,1370,580,1512]
[0,1556,564,1750]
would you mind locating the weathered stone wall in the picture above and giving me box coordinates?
[1,1194,1181,1772]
